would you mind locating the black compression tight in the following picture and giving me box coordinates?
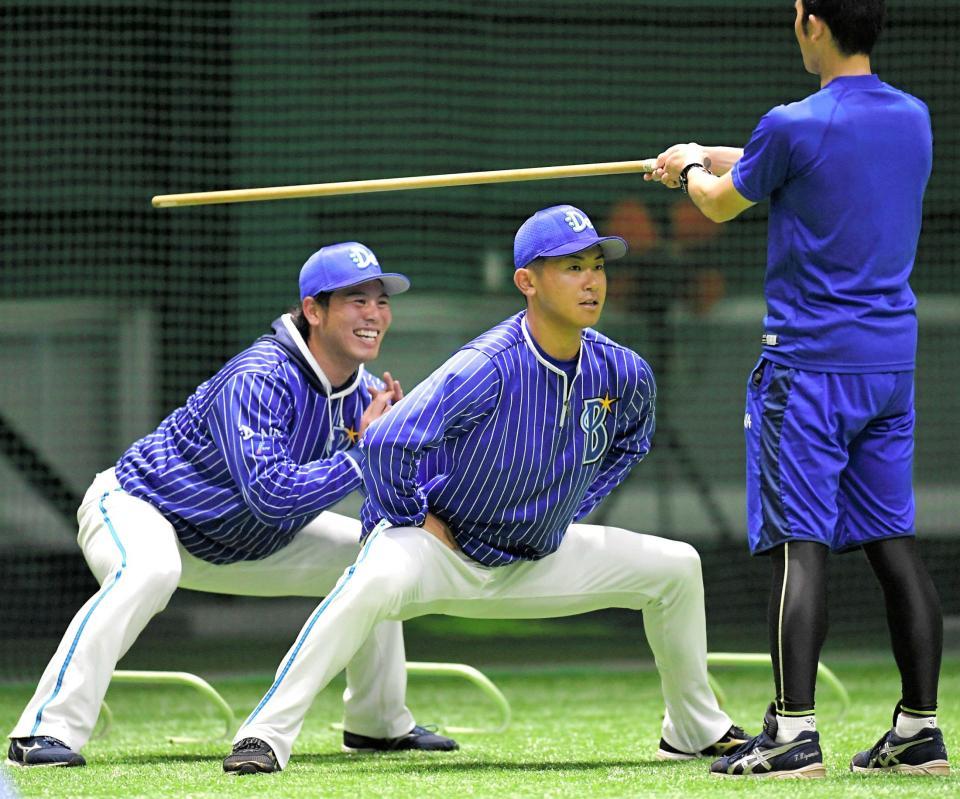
[863,537,942,713]
[768,538,942,714]
[768,541,828,714]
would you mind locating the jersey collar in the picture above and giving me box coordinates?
[280,313,364,398]
[519,314,583,379]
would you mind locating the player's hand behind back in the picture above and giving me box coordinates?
[359,371,404,435]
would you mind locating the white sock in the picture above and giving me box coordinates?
[775,714,816,743]
[896,712,936,738]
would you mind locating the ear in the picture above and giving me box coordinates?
[513,267,536,299]
[806,13,827,41]
[302,296,325,328]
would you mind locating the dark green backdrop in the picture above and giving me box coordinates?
[0,1,957,676]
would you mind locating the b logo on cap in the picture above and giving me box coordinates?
[564,209,594,233]
[349,246,379,270]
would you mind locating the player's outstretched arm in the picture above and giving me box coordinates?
[701,146,744,176]
[684,170,754,223]
[644,145,744,184]
[361,349,501,533]
[655,143,754,222]
[645,143,754,222]
[206,371,365,525]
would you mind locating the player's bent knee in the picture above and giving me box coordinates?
[661,540,703,585]
[372,568,420,602]
[133,561,183,608]
[340,528,433,615]
[606,527,703,584]
[347,566,420,616]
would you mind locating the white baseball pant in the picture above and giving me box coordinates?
[9,469,414,750]
[236,522,732,768]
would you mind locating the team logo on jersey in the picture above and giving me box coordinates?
[237,423,254,441]
[564,208,595,233]
[580,392,617,464]
[333,425,361,447]
[349,246,379,270]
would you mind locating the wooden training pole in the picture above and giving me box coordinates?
[152,158,659,208]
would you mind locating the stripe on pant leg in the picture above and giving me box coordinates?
[31,490,127,734]
[777,542,789,713]
[760,365,793,547]
[243,527,385,726]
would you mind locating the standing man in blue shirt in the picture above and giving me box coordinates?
[649,0,948,779]
[7,243,457,768]
[222,204,748,775]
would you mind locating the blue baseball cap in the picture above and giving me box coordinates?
[513,205,628,269]
[299,242,411,300]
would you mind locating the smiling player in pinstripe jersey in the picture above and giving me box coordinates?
[223,205,749,775]
[7,242,457,768]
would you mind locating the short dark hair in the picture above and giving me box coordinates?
[288,293,331,340]
[801,0,885,56]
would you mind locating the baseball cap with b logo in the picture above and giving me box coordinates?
[513,205,628,269]
[299,242,411,300]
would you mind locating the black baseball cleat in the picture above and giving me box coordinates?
[710,703,825,779]
[656,724,751,761]
[342,725,459,753]
[222,737,281,775]
[850,703,949,776]
[7,736,85,767]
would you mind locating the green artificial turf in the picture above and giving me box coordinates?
[2,655,958,798]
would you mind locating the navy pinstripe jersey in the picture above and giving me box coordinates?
[116,314,380,565]
[360,311,656,566]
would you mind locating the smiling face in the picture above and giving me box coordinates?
[522,245,607,334]
[304,279,392,382]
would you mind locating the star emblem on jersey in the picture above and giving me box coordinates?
[597,392,617,414]
[334,425,361,446]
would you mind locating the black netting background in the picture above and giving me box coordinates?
[1,1,957,678]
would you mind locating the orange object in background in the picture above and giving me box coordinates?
[671,201,722,251]
[606,197,659,258]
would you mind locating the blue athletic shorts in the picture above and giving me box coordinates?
[744,358,915,555]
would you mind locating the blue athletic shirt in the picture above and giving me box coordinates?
[116,314,380,565]
[360,312,656,567]
[732,74,932,372]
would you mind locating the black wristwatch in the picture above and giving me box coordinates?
[679,162,712,195]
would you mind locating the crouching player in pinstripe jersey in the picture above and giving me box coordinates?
[223,205,749,775]
[7,243,457,768]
